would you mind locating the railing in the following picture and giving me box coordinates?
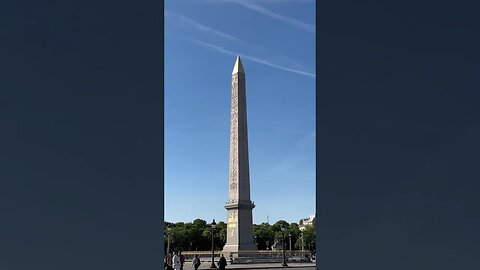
[179,252,222,262]
[179,250,314,264]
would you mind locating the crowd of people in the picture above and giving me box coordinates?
[164,251,227,270]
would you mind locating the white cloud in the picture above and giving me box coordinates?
[224,0,315,33]
[247,0,315,3]
[190,39,316,78]
[165,9,311,71]
[165,10,253,46]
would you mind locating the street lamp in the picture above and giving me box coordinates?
[288,233,292,251]
[280,225,288,267]
[210,219,217,269]
[167,226,172,255]
[254,236,257,249]
[301,232,304,252]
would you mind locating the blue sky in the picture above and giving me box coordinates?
[165,0,315,224]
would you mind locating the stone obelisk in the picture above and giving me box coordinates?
[223,56,256,253]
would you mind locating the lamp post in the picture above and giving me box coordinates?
[301,232,304,252]
[288,233,292,251]
[210,219,217,269]
[254,236,257,249]
[280,225,288,267]
[190,241,193,251]
[167,226,172,255]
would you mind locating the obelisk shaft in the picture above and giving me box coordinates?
[228,63,250,203]
[223,56,256,253]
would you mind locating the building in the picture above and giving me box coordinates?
[299,214,315,231]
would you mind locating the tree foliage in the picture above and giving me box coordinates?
[164,218,316,253]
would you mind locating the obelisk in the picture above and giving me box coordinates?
[223,55,257,253]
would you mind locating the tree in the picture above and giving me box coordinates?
[200,221,226,251]
[216,221,227,250]
[272,220,289,232]
[253,223,275,250]
[191,219,207,251]
[164,219,314,252]
[170,222,193,252]
[302,225,316,251]
[288,223,301,250]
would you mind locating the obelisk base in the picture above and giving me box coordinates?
[222,243,258,253]
[223,202,256,256]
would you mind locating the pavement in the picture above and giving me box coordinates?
[182,263,316,270]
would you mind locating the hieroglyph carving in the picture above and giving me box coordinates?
[229,74,239,193]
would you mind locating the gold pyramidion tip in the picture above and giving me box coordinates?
[232,55,245,74]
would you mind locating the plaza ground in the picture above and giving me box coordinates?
[182,263,316,270]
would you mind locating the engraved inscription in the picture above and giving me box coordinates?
[230,180,237,190]
[229,73,239,196]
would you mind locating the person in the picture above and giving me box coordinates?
[217,254,227,270]
[165,253,173,270]
[172,251,181,270]
[179,251,185,270]
[192,254,201,270]
[164,254,168,270]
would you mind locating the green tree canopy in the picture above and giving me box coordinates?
[164,218,315,253]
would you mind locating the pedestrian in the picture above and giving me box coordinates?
[179,251,185,270]
[192,254,201,270]
[165,253,173,270]
[172,251,181,270]
[164,254,168,270]
[217,254,227,270]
